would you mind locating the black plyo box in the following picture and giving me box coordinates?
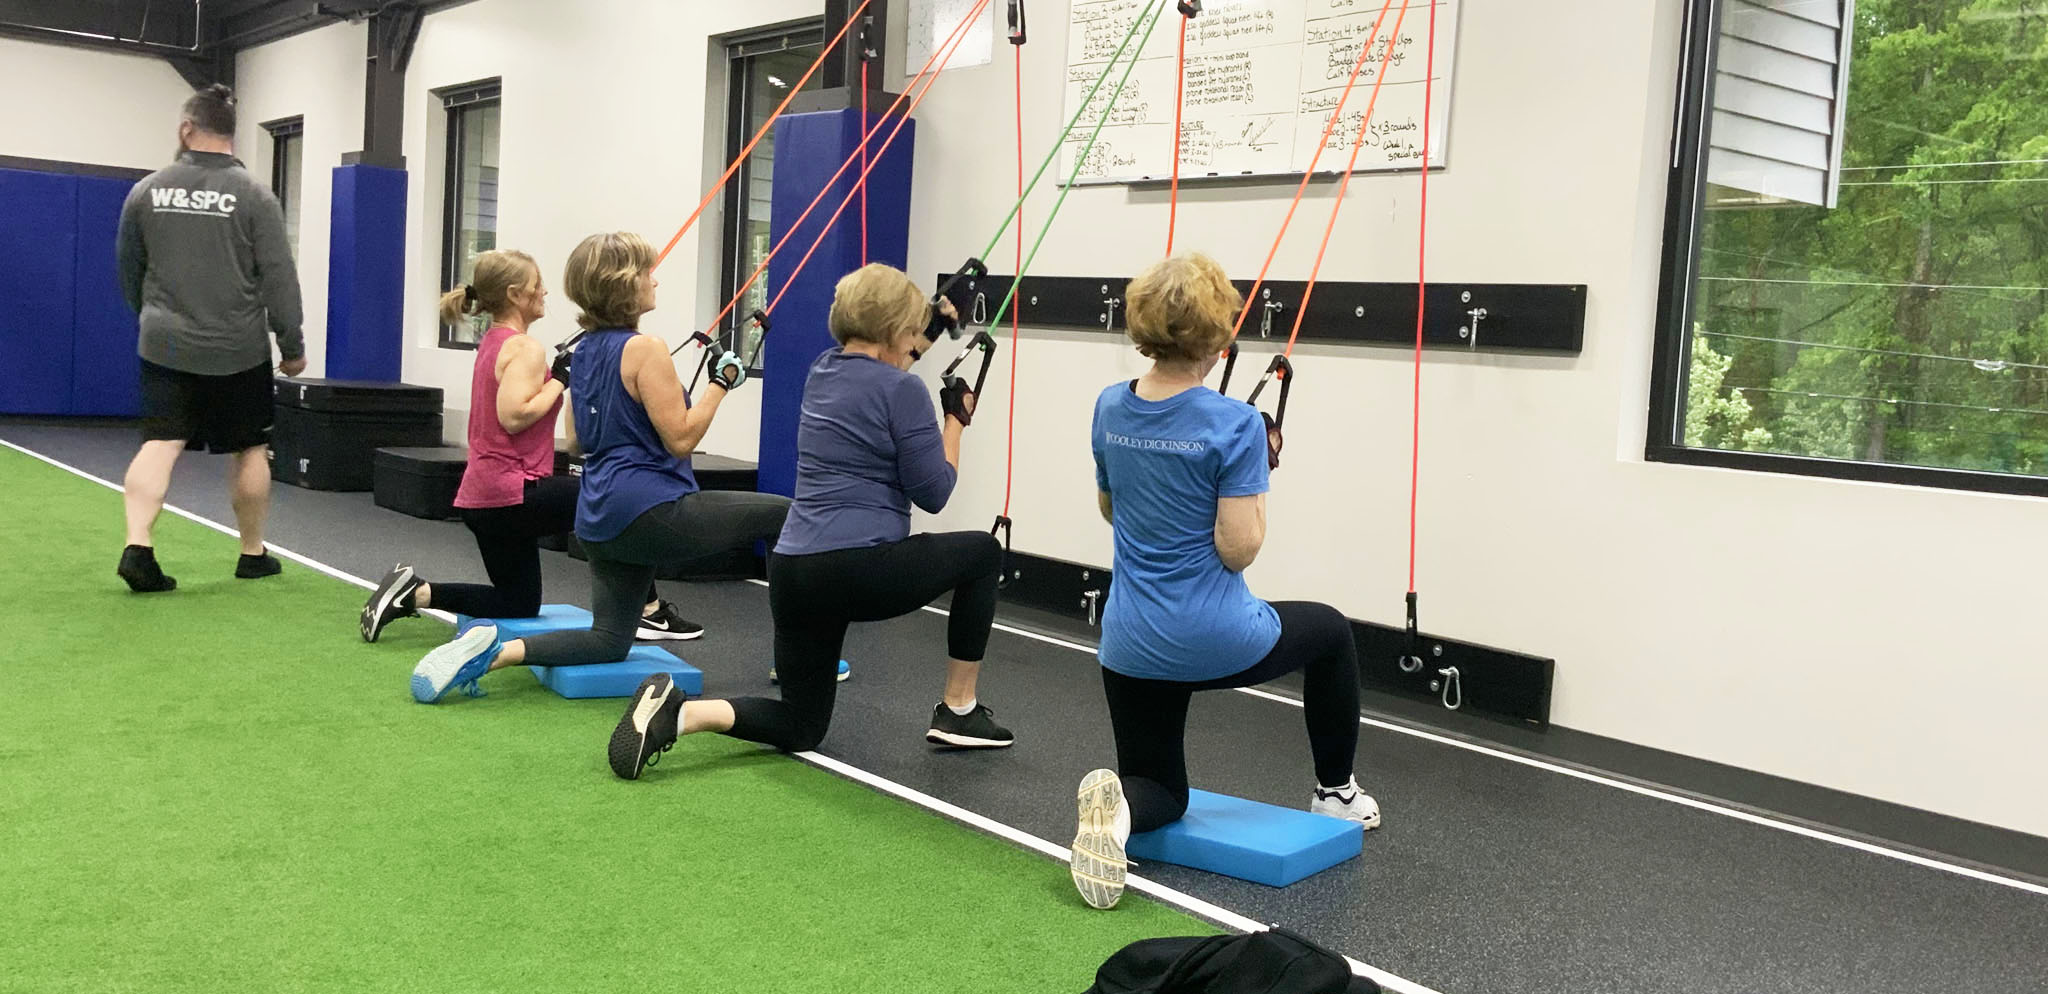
[272,378,444,491]
[372,446,469,520]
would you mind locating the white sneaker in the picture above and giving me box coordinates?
[1071,768,1131,910]
[1310,776,1382,830]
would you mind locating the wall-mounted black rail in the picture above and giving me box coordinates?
[936,273,1586,355]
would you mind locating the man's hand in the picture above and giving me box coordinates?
[279,357,307,378]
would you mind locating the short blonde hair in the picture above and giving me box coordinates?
[564,232,657,330]
[828,263,929,348]
[1124,253,1242,362]
[439,249,540,326]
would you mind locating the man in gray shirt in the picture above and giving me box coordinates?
[114,83,306,593]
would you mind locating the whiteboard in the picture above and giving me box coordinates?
[1059,0,1460,184]
[907,0,995,73]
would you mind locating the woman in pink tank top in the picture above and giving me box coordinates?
[355,249,696,643]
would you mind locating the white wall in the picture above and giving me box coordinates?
[0,37,191,169]
[230,0,2048,839]
[235,22,367,380]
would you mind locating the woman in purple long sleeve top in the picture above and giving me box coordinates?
[605,264,1014,781]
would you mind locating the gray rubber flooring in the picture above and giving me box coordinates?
[7,421,2045,994]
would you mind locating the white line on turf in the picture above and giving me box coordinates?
[753,581,2048,899]
[1,436,1429,992]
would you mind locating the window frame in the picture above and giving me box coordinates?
[719,22,827,377]
[437,79,503,351]
[262,116,303,257]
[1646,0,2048,499]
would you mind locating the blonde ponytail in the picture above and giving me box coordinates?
[439,285,477,326]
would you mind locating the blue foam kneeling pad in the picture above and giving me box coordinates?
[1125,789,1362,888]
[454,604,591,640]
[530,646,703,699]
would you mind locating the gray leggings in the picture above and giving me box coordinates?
[519,490,791,665]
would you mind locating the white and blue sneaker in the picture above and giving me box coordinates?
[770,659,851,684]
[410,623,503,703]
[1071,768,1132,910]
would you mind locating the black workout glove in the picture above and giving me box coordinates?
[1263,411,1283,470]
[550,344,574,385]
[940,377,978,427]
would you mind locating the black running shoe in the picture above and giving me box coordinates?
[117,545,176,593]
[235,551,282,579]
[926,703,1014,748]
[361,564,420,643]
[608,672,684,780]
[635,599,704,641]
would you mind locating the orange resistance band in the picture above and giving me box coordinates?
[1228,0,1399,339]
[652,0,873,270]
[1166,11,1189,255]
[699,0,989,338]
[1003,23,1026,518]
[1409,0,1437,594]
[1278,0,1415,356]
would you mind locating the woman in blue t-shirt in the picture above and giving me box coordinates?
[601,263,1013,781]
[405,232,791,703]
[1069,253,1380,911]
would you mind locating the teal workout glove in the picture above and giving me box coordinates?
[708,349,749,391]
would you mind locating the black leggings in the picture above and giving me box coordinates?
[1100,601,1360,834]
[724,530,1002,752]
[519,490,790,666]
[426,475,655,620]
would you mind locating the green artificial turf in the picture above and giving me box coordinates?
[0,446,1211,993]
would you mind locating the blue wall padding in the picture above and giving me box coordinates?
[1125,789,1363,888]
[758,108,916,495]
[532,647,704,699]
[0,168,80,415]
[327,164,407,382]
[72,175,142,416]
[455,603,592,639]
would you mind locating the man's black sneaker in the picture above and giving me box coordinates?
[235,551,282,579]
[636,599,704,641]
[361,564,421,643]
[117,545,176,593]
[608,673,684,780]
[926,703,1014,749]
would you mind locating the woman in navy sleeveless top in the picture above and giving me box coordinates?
[407,232,789,704]
[601,264,1014,781]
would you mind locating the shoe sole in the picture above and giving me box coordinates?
[361,565,413,643]
[1071,768,1129,910]
[410,624,497,704]
[608,673,677,780]
[634,627,704,641]
[925,729,1015,748]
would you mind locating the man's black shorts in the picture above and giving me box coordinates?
[138,359,274,454]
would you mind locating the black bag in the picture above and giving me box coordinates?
[1085,928,1376,994]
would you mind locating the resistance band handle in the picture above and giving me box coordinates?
[925,257,990,346]
[1007,0,1027,44]
[1398,591,1426,674]
[1216,341,1240,395]
[1177,0,1201,16]
[991,515,1014,589]
[1243,354,1292,430]
[670,330,715,358]
[943,330,1000,397]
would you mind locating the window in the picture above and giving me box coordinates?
[1652,0,2048,497]
[438,80,502,349]
[720,24,825,371]
[264,117,303,258]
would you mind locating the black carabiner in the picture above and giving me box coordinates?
[1215,340,1240,395]
[1399,591,1427,675]
[920,257,990,355]
[1244,354,1292,431]
[991,514,1015,589]
[943,330,999,397]
[1007,0,1028,44]
[1177,0,1201,17]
